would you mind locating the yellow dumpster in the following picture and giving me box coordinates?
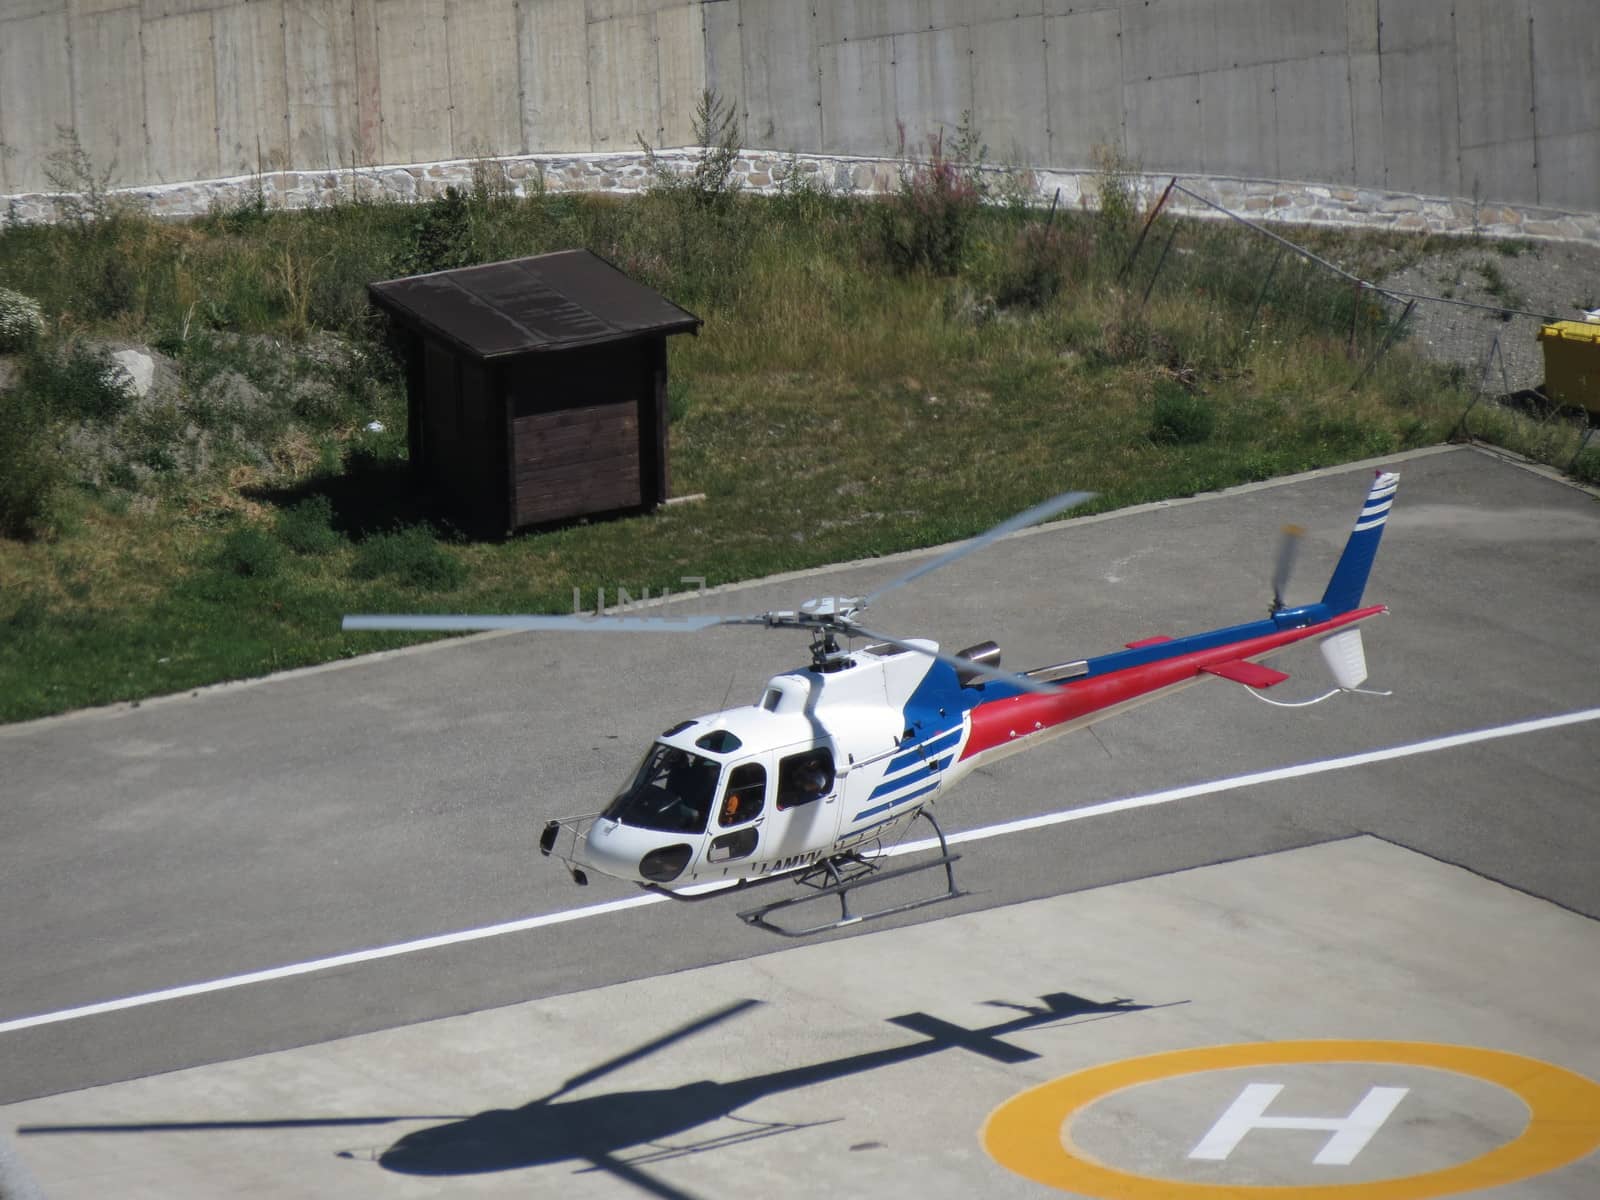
[1537,320,1600,414]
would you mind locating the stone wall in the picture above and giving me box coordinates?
[5,150,1596,246]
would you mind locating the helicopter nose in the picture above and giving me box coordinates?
[580,820,697,885]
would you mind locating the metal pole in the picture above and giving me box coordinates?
[1350,299,1417,392]
[1119,176,1176,281]
[1140,224,1179,308]
[1451,329,1505,441]
[1245,246,1285,334]
[1348,279,1364,359]
[1167,181,1558,322]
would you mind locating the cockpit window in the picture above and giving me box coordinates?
[718,762,767,827]
[604,743,721,834]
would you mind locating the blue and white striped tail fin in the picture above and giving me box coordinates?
[1321,470,1399,614]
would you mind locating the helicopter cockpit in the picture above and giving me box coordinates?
[602,743,722,834]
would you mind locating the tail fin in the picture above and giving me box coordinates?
[1320,470,1399,614]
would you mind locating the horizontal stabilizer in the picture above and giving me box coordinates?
[1203,659,1291,689]
[1125,635,1173,649]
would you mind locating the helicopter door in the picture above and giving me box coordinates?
[703,761,768,869]
[763,746,842,866]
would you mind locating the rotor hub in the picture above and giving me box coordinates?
[799,596,864,623]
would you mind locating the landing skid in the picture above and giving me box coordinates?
[735,809,963,938]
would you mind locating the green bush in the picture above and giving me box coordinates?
[276,495,342,554]
[397,187,473,277]
[1150,380,1216,445]
[0,341,130,538]
[4,588,49,633]
[0,286,46,352]
[22,341,135,422]
[216,525,284,578]
[666,375,691,425]
[1570,445,1600,487]
[0,389,66,539]
[992,224,1090,310]
[352,525,466,590]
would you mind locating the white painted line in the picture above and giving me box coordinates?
[4,706,1596,1037]
[888,706,1600,857]
[0,895,666,1036]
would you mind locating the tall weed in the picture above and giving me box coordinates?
[878,123,985,275]
[639,90,743,213]
[1090,144,1141,264]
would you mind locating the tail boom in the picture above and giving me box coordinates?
[951,469,1401,770]
[955,603,1385,765]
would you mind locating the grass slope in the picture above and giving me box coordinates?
[1,164,1591,722]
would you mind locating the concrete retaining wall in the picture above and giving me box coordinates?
[1,0,1596,218]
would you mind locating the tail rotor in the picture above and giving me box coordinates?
[1270,524,1305,613]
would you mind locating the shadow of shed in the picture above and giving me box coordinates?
[369,250,702,534]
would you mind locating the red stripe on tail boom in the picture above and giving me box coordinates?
[959,605,1385,761]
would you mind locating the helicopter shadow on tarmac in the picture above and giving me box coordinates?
[20,990,1177,1200]
[369,989,1175,1196]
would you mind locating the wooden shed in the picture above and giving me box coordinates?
[369,250,702,533]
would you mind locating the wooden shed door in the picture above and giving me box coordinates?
[513,400,641,526]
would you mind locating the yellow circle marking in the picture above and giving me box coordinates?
[983,1040,1600,1199]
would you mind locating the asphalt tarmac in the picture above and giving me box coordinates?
[3,446,1598,1197]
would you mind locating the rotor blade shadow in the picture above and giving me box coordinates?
[17,989,1173,1199]
[376,989,1168,1182]
[545,997,761,1101]
[19,1116,464,1135]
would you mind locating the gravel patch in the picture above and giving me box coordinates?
[1376,238,1600,395]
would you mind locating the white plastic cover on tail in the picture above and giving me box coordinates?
[1320,627,1369,689]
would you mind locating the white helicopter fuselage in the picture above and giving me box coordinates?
[577,639,966,889]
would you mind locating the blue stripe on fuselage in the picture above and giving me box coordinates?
[1071,605,1333,681]
[884,729,962,776]
[942,605,1336,707]
[869,755,951,800]
[853,778,941,824]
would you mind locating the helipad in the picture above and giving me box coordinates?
[987,1041,1600,1197]
[6,836,1598,1198]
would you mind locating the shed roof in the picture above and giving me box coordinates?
[368,249,703,359]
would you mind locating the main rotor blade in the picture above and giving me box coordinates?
[862,491,1097,606]
[342,613,757,633]
[845,624,1062,696]
[545,998,762,1101]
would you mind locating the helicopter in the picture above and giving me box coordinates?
[345,470,1399,936]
